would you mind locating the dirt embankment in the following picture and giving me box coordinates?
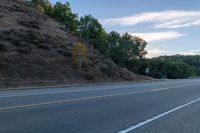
[0,0,152,88]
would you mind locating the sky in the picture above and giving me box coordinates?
[50,0,200,58]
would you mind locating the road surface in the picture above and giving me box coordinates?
[0,79,200,133]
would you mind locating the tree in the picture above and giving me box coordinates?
[77,15,107,52]
[105,32,147,66]
[36,4,45,13]
[106,31,121,58]
[157,55,200,76]
[50,2,78,33]
[145,58,197,79]
[132,36,147,59]
[170,61,196,78]
[31,0,52,12]
[71,42,88,69]
[120,33,147,60]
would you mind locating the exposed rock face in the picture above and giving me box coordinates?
[0,0,151,88]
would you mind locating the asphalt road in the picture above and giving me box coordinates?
[0,79,200,133]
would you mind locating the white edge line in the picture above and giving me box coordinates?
[118,97,200,133]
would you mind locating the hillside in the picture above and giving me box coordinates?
[0,0,151,88]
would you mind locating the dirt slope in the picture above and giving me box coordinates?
[0,0,151,88]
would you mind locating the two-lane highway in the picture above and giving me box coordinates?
[0,79,200,133]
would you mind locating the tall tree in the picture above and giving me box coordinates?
[51,2,78,32]
[106,31,121,58]
[77,15,107,52]
[106,32,147,66]
[31,0,52,12]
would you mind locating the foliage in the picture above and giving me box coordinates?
[71,42,88,69]
[77,15,107,52]
[169,61,196,78]
[135,58,197,79]
[36,4,45,13]
[32,1,147,66]
[31,0,52,12]
[125,59,149,75]
[125,56,198,79]
[106,32,147,66]
[50,2,78,32]
[31,0,78,33]
[157,55,200,75]
[132,36,148,59]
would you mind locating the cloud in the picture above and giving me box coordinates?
[147,48,200,58]
[101,10,200,29]
[181,49,200,55]
[147,48,174,58]
[129,31,186,42]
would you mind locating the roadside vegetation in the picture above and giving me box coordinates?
[30,0,200,79]
[72,42,88,70]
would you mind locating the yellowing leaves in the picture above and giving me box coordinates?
[72,42,88,69]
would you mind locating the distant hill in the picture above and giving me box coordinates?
[156,55,200,75]
[0,0,151,88]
